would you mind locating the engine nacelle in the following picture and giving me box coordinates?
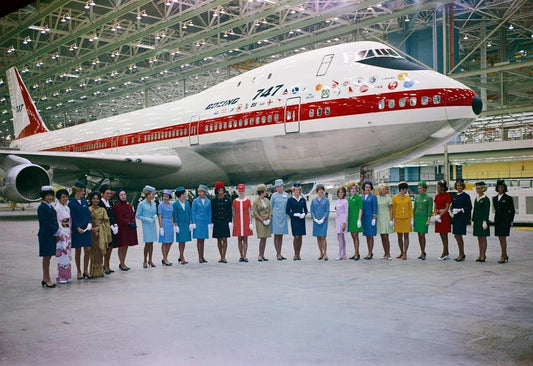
[0,164,50,203]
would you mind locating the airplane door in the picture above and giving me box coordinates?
[284,97,301,134]
[112,130,120,152]
[189,115,199,145]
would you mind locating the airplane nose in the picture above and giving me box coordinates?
[472,95,483,115]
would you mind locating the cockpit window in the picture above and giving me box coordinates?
[366,49,375,58]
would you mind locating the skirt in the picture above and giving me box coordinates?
[413,216,429,234]
[394,218,411,233]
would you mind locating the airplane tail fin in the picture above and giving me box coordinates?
[6,67,49,140]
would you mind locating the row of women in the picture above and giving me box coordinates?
[37,182,138,288]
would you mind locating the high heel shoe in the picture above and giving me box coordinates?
[498,256,508,264]
[161,259,172,266]
[83,273,93,279]
[454,255,466,262]
[364,253,373,260]
[317,255,324,260]
[353,255,360,261]
[475,258,486,262]
[261,257,268,261]
[149,262,156,267]
[41,281,56,288]
[143,262,148,269]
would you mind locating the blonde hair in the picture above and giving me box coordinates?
[347,181,359,191]
[376,183,387,195]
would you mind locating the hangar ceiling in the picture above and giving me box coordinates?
[0,0,532,142]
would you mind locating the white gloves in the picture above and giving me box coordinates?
[389,220,394,228]
[111,224,118,235]
[452,208,464,215]
[229,222,233,232]
[434,215,442,223]
[410,218,414,227]
[357,219,362,228]
[313,218,319,224]
[482,221,488,230]
[189,223,196,231]
[249,223,254,231]
[84,223,92,232]
[295,213,305,219]
[371,218,376,226]
[174,225,179,234]
[159,228,165,236]
[208,223,214,231]
[262,219,270,226]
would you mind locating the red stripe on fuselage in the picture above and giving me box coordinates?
[44,88,475,153]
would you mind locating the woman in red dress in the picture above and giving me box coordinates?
[111,189,138,270]
[433,180,452,260]
[232,184,253,262]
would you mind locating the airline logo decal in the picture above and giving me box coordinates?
[321,89,330,99]
[403,80,414,88]
[388,81,398,90]
[205,98,240,110]
[397,72,408,80]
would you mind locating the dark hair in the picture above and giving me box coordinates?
[496,179,508,193]
[437,180,448,192]
[454,180,466,190]
[88,191,101,201]
[363,181,373,190]
[398,182,408,190]
[55,189,69,200]
[337,186,346,197]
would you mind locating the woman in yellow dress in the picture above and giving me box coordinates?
[88,191,111,277]
[392,182,413,260]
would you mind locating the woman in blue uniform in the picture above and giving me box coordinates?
[310,183,329,261]
[211,181,232,263]
[158,189,175,266]
[38,186,59,288]
[191,184,212,263]
[286,183,308,260]
[451,179,472,262]
[270,179,289,260]
[493,179,515,263]
[472,182,490,262]
[136,185,158,268]
[361,180,378,259]
[68,181,92,279]
[172,187,191,265]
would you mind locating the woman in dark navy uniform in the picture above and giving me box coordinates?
[451,179,472,262]
[38,186,59,288]
[211,181,232,263]
[286,183,308,260]
[493,180,515,263]
[68,181,92,279]
[99,184,117,274]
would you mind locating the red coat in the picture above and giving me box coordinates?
[232,198,252,237]
[112,201,139,247]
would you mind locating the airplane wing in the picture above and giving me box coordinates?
[0,150,182,178]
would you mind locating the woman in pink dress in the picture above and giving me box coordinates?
[434,180,452,260]
[232,184,253,262]
[335,186,349,260]
[55,189,72,283]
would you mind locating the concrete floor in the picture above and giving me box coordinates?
[0,209,532,366]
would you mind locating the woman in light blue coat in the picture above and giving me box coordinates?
[310,183,330,260]
[158,189,175,266]
[270,179,289,260]
[191,184,212,263]
[173,187,191,265]
[136,185,157,268]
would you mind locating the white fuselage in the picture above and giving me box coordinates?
[10,42,479,188]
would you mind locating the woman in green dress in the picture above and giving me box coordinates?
[347,182,363,260]
[376,184,393,260]
[413,181,433,260]
[472,181,490,262]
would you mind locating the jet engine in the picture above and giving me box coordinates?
[0,156,50,202]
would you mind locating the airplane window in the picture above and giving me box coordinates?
[256,117,260,124]
[356,50,366,60]
[244,118,248,126]
[433,95,441,104]
[224,122,227,129]
[205,126,208,132]
[378,100,385,110]
[250,118,254,125]
[218,122,222,130]
[325,107,330,115]
[268,73,272,79]
[309,109,314,117]
[209,124,213,131]
[268,115,272,123]
[409,97,417,106]
[399,98,406,107]
[317,108,322,116]
[388,100,395,109]
[239,119,243,127]
[261,116,266,123]
[389,49,400,57]
[375,49,384,55]
[287,111,292,120]
[421,96,429,105]
[367,49,375,58]
[237,81,241,87]
[274,114,279,122]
